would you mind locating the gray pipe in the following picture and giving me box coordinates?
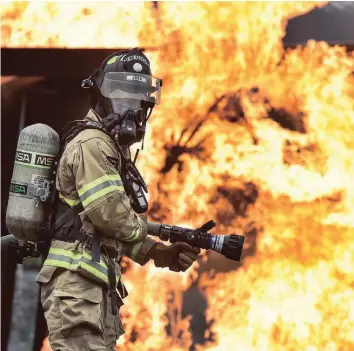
[1,234,19,249]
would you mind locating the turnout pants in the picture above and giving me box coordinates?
[40,269,124,351]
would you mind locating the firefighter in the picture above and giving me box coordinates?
[36,48,201,350]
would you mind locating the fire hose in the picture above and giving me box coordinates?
[1,234,42,264]
[1,220,245,263]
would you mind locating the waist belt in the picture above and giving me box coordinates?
[52,200,107,261]
[51,199,122,315]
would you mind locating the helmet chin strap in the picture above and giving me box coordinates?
[146,106,154,121]
[141,106,155,150]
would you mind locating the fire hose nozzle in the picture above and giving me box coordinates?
[220,234,245,261]
[147,221,245,262]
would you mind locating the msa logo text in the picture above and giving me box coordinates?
[16,151,32,164]
[10,182,28,195]
[35,155,54,167]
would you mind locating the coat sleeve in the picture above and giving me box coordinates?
[122,237,158,266]
[70,136,147,244]
[121,214,158,265]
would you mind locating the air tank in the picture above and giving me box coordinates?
[5,124,59,241]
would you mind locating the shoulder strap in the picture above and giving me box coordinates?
[61,120,87,146]
[52,202,83,231]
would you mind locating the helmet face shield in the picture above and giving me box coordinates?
[110,97,142,115]
[100,72,161,104]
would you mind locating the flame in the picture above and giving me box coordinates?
[144,3,354,351]
[6,2,354,351]
[1,2,155,48]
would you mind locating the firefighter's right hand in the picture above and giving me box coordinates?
[148,242,201,272]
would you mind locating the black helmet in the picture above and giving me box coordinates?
[82,48,162,114]
[101,48,152,76]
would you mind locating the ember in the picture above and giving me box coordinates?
[3,1,354,351]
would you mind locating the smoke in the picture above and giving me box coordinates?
[284,1,354,45]
[324,1,354,11]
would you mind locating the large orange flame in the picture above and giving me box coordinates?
[1,2,154,48]
[4,2,354,351]
[143,3,354,351]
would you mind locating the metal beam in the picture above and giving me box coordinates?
[1,47,154,77]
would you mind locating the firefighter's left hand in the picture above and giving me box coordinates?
[149,242,201,272]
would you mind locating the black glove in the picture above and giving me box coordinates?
[149,242,201,272]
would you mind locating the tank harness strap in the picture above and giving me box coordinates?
[86,121,104,129]
[52,203,83,231]
[91,235,101,262]
[104,246,118,315]
[52,201,101,262]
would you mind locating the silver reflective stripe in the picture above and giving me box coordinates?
[79,179,123,203]
[46,253,108,276]
[130,241,144,261]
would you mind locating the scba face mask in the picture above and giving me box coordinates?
[104,97,147,148]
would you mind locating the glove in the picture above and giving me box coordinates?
[148,242,201,272]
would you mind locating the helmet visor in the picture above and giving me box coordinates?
[100,72,161,104]
[110,98,143,115]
